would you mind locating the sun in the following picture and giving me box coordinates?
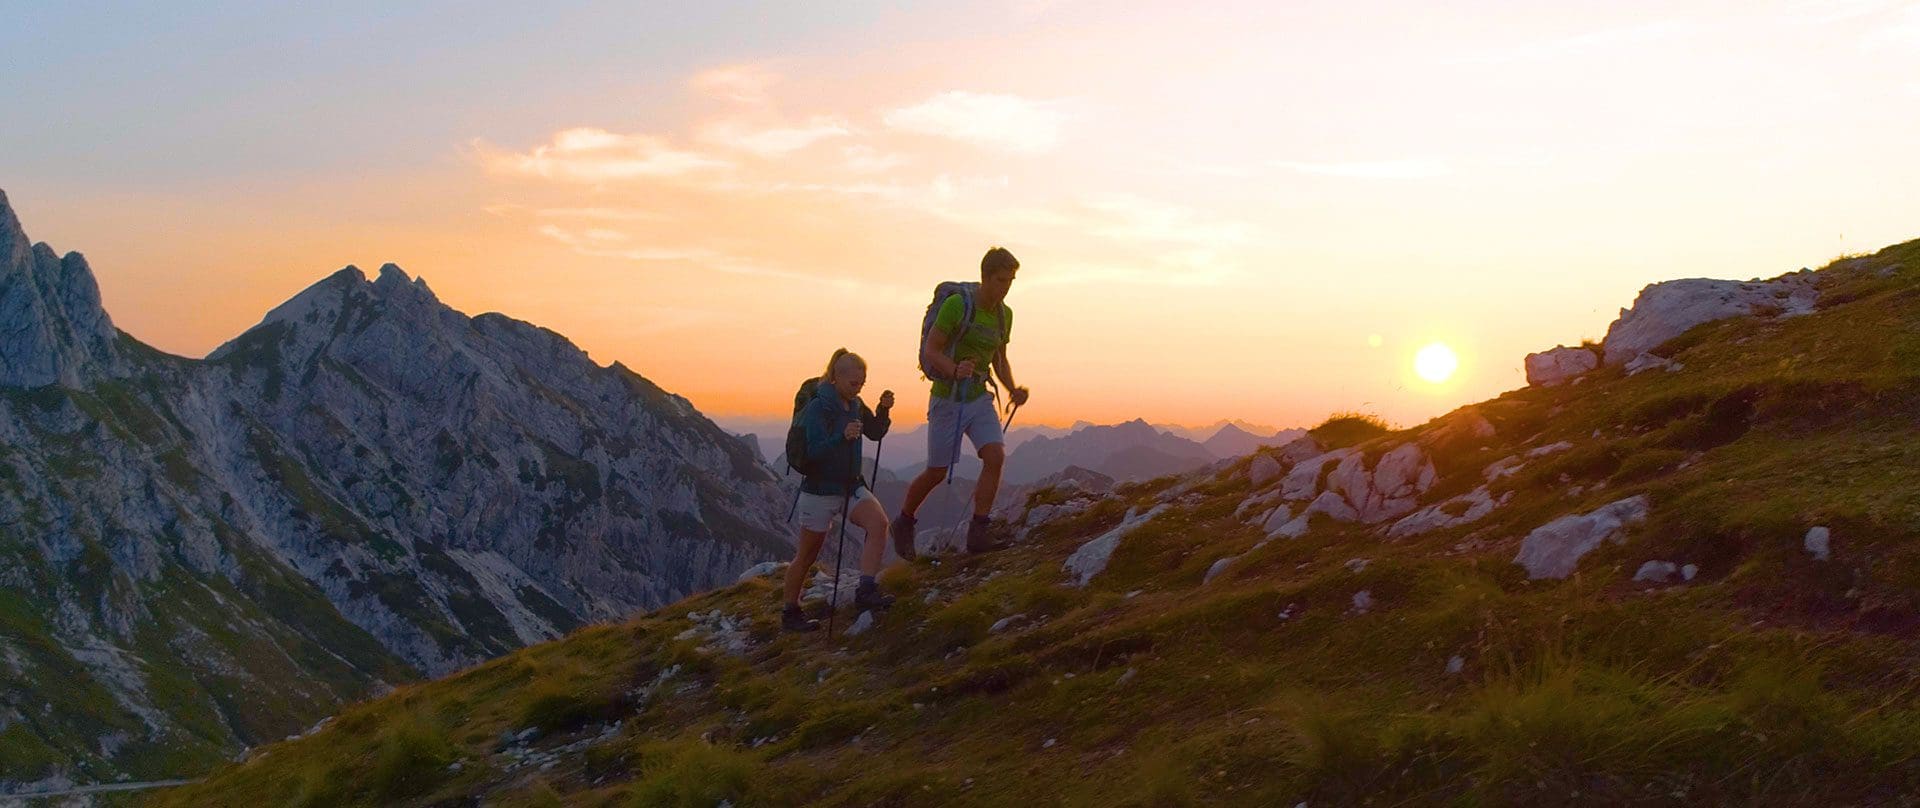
[1414,342,1459,384]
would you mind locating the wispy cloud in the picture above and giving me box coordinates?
[472,128,729,183]
[690,64,782,105]
[1776,0,1909,24]
[1078,195,1253,247]
[1029,253,1243,288]
[700,115,852,156]
[484,203,674,222]
[1861,2,1920,48]
[536,224,864,290]
[883,91,1067,154]
[1274,159,1453,180]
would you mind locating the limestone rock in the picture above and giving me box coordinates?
[1203,556,1237,585]
[1247,453,1284,487]
[1805,526,1831,561]
[1633,560,1679,582]
[1601,274,1819,365]
[1062,505,1168,587]
[736,561,786,583]
[1513,495,1652,579]
[1524,345,1598,387]
[843,611,875,637]
[1387,486,1502,539]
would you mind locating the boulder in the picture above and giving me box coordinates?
[1260,505,1294,536]
[1525,345,1599,387]
[1387,486,1501,538]
[1633,560,1679,582]
[1247,453,1284,487]
[1203,556,1237,585]
[844,611,875,637]
[1281,448,1353,501]
[1601,274,1819,365]
[735,561,785,583]
[1513,495,1652,579]
[1274,435,1324,465]
[1805,526,1831,561]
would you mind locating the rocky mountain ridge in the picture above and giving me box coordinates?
[0,189,791,792]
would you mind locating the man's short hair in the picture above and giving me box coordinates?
[981,247,1019,278]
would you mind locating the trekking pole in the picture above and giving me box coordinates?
[826,437,858,638]
[1002,401,1021,434]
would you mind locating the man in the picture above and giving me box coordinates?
[891,247,1031,558]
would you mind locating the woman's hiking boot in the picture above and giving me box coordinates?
[890,514,918,561]
[854,580,896,611]
[781,604,820,632]
[966,514,1009,554]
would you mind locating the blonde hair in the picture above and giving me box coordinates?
[820,348,866,383]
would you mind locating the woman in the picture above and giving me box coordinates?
[780,348,896,632]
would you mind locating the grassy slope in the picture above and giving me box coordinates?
[151,241,1920,807]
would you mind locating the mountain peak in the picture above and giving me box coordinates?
[0,188,126,388]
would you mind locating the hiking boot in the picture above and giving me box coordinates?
[854,581,896,611]
[891,514,918,561]
[965,515,1010,554]
[781,605,820,632]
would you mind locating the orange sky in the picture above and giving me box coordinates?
[8,2,1919,430]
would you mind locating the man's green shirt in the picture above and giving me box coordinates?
[929,293,1011,402]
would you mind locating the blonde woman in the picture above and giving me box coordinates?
[780,349,896,631]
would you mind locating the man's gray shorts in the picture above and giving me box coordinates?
[926,394,1003,469]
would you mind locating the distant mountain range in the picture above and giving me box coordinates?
[717,414,1299,485]
[0,189,790,789]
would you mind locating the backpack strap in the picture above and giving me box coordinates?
[948,287,977,400]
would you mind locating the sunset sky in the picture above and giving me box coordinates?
[6,1,1919,430]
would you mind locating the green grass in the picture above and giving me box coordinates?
[148,240,1920,805]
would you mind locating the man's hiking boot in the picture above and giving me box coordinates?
[854,581,896,611]
[891,514,918,561]
[966,515,1010,554]
[781,605,820,632]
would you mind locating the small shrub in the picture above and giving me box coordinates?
[365,713,458,801]
[626,741,758,807]
[1309,412,1391,449]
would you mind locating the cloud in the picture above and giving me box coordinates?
[484,204,673,222]
[1274,159,1453,180]
[1078,195,1253,247]
[472,128,730,183]
[700,116,852,156]
[1029,253,1243,288]
[535,225,863,290]
[690,64,781,104]
[883,91,1067,154]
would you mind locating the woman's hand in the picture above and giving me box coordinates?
[878,390,895,410]
[844,420,863,441]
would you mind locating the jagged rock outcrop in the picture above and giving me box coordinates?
[1600,273,1818,365]
[0,193,790,788]
[0,191,127,388]
[1513,495,1651,579]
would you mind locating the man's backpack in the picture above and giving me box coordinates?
[919,281,978,379]
[784,377,821,476]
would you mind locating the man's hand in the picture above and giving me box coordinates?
[844,421,863,441]
[953,359,977,380]
[1010,386,1030,406]
[878,390,895,410]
